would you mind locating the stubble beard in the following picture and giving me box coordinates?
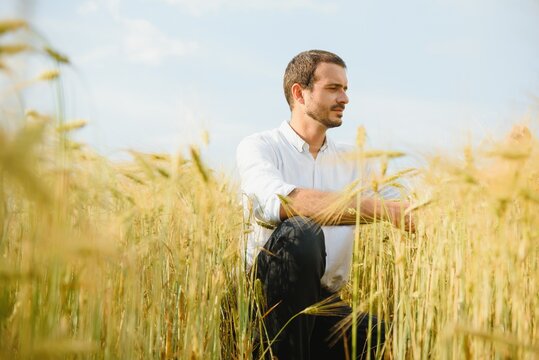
[306,106,343,129]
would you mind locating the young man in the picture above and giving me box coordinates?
[237,50,413,359]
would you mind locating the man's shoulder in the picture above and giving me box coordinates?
[237,127,282,149]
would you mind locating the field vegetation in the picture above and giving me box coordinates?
[0,20,538,359]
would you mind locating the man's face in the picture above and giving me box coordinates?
[303,62,349,129]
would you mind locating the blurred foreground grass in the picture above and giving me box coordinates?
[0,19,538,359]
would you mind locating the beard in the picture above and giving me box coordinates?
[305,104,344,129]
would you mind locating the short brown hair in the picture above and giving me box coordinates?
[283,50,346,109]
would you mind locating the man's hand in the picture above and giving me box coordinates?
[387,201,416,233]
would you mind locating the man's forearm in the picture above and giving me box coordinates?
[279,188,403,226]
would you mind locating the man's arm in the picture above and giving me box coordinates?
[279,188,414,231]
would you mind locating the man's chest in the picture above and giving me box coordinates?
[273,149,358,191]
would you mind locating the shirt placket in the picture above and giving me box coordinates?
[301,144,316,188]
[313,151,323,189]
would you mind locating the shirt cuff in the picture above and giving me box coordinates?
[264,184,296,223]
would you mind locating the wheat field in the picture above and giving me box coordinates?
[0,19,538,359]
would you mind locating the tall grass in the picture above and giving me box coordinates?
[0,118,255,359]
[1,19,538,359]
[339,124,539,359]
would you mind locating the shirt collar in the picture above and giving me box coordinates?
[279,121,330,153]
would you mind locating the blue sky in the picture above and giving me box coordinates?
[1,0,539,171]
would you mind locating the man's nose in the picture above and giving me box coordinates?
[337,91,349,104]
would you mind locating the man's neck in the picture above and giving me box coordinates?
[289,114,327,158]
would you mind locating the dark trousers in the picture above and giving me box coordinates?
[254,217,386,360]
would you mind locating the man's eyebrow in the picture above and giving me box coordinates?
[325,83,348,90]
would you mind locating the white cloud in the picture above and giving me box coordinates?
[121,18,198,65]
[75,0,199,66]
[161,0,337,16]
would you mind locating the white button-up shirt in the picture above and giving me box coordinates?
[236,121,363,291]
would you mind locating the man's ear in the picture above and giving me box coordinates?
[291,83,305,105]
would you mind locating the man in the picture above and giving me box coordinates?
[237,50,413,359]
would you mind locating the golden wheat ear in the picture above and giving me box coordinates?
[0,19,28,35]
[189,146,210,183]
[301,293,349,317]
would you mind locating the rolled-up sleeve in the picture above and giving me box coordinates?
[237,135,296,224]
